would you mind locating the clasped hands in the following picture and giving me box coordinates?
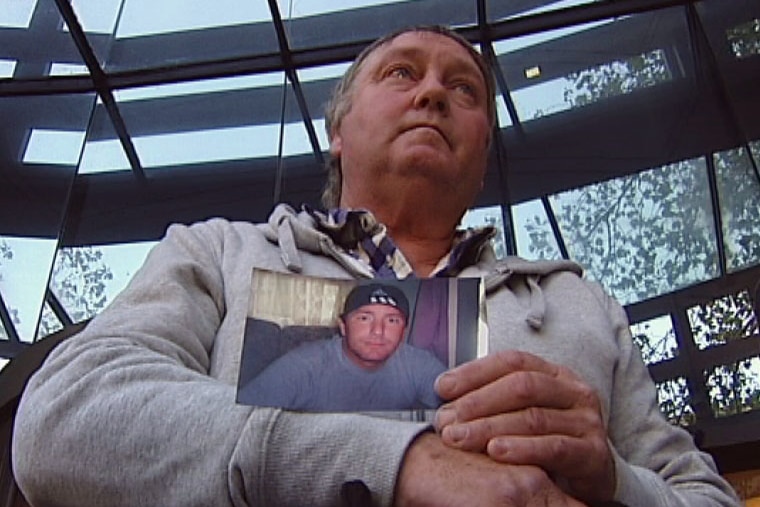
[395,350,616,507]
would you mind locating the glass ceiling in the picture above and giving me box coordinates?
[1,0,760,453]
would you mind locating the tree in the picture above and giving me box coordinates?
[517,42,760,426]
[726,18,760,59]
[689,290,760,418]
[38,246,114,337]
[0,239,20,339]
[714,147,760,270]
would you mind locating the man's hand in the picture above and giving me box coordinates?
[433,350,616,503]
[395,432,588,507]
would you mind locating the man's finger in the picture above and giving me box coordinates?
[487,434,616,502]
[435,349,567,400]
[434,369,592,433]
[439,406,597,451]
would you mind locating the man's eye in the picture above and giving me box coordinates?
[454,82,477,97]
[388,66,413,79]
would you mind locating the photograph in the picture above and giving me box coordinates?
[236,269,486,414]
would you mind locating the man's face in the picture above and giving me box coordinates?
[339,304,407,369]
[330,31,491,212]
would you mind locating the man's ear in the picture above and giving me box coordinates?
[329,130,343,158]
[337,316,347,337]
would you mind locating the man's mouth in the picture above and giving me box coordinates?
[405,123,450,147]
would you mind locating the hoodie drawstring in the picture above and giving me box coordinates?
[277,215,303,273]
[525,275,545,330]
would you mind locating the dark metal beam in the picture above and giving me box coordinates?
[52,0,146,183]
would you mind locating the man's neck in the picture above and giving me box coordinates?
[341,189,463,277]
[386,232,454,278]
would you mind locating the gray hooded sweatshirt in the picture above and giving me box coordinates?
[12,204,739,506]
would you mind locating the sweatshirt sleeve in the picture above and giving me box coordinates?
[587,283,740,507]
[12,219,427,507]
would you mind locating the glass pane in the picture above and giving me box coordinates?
[630,315,678,366]
[550,157,718,305]
[492,6,681,124]
[489,0,596,23]
[81,73,293,174]
[37,301,63,339]
[70,0,122,34]
[109,72,290,172]
[0,59,16,78]
[705,355,760,418]
[0,0,37,28]
[512,199,562,261]
[49,241,156,324]
[714,146,760,272]
[495,94,513,129]
[752,140,760,166]
[655,376,696,428]
[23,129,87,165]
[0,236,58,342]
[0,358,8,372]
[285,0,477,50]
[687,289,758,350]
[726,18,760,59]
[106,0,278,71]
[116,0,270,37]
[1,91,95,252]
[298,62,350,154]
[460,206,508,260]
[1,0,87,80]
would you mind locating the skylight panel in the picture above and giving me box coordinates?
[23,130,87,165]
[115,0,271,38]
[283,0,408,19]
[79,121,323,174]
[492,19,612,55]
[507,49,673,123]
[49,63,90,76]
[0,0,36,28]
[297,63,352,83]
[0,235,57,342]
[0,60,16,78]
[114,72,286,102]
[68,0,121,34]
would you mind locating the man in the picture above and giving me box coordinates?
[238,283,446,411]
[12,25,739,507]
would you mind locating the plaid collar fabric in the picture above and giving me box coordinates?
[308,207,495,279]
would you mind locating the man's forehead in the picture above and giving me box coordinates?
[351,303,405,316]
[364,31,484,77]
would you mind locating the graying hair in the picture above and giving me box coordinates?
[321,25,497,209]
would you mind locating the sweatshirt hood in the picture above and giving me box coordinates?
[484,257,583,330]
[258,203,375,278]
[260,203,584,330]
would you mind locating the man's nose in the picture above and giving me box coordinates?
[370,320,384,336]
[414,75,448,114]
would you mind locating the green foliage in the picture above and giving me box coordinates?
[0,239,20,329]
[727,18,760,59]
[564,49,671,108]
[517,51,760,426]
[37,247,114,337]
[482,214,508,259]
[534,160,719,305]
[630,317,678,365]
[0,239,11,265]
[706,358,760,418]
[688,290,758,349]
[714,147,760,270]
[656,377,697,428]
